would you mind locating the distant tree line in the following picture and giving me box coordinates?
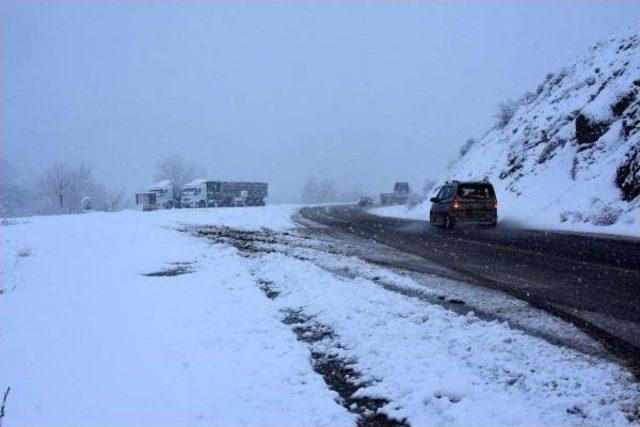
[0,158,126,218]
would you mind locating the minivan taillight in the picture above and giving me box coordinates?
[494,200,498,210]
[452,196,461,211]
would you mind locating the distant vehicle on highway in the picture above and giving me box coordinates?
[430,180,497,228]
[380,182,411,205]
[180,180,268,208]
[358,196,373,207]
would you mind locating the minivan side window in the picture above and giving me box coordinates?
[435,187,446,200]
[443,186,453,200]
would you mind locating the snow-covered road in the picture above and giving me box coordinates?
[1,207,638,426]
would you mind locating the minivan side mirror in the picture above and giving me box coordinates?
[430,197,438,203]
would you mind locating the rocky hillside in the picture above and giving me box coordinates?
[449,30,639,234]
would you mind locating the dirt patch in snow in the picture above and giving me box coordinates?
[257,278,408,427]
[282,308,409,427]
[142,262,194,277]
[194,226,279,255]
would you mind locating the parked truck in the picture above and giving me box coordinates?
[380,182,411,205]
[180,180,268,208]
[135,180,175,211]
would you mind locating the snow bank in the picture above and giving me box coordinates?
[247,237,640,426]
[370,203,429,221]
[369,198,640,236]
[108,204,297,231]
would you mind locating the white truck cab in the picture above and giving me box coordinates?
[148,180,175,209]
[180,179,208,208]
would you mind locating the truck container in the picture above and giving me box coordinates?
[180,180,268,208]
[380,182,411,205]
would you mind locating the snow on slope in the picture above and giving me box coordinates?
[1,207,639,425]
[448,29,640,235]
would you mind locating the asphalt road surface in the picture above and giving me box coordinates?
[299,205,640,368]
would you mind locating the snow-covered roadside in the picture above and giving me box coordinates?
[0,206,352,426]
[1,206,639,426]
[369,204,429,221]
[368,201,640,238]
[233,231,640,426]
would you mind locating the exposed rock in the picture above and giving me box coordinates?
[575,113,610,146]
[611,90,637,117]
[616,145,640,201]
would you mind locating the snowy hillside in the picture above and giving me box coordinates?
[447,29,640,235]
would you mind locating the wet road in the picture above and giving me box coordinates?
[299,205,640,366]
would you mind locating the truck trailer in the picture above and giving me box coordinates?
[180,180,268,208]
[380,182,411,205]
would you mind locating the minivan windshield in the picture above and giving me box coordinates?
[457,183,495,200]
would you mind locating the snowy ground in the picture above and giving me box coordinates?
[369,201,640,238]
[1,206,639,426]
[370,204,429,221]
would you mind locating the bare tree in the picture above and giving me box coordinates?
[68,163,93,212]
[87,182,126,212]
[494,98,519,129]
[103,187,125,211]
[458,138,476,157]
[40,162,94,214]
[154,155,204,200]
[42,163,74,213]
[0,386,10,427]
[6,161,125,217]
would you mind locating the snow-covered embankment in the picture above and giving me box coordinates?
[1,207,639,425]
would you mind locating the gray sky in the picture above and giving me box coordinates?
[1,1,638,201]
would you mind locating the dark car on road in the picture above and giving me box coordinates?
[430,181,497,228]
[358,196,373,207]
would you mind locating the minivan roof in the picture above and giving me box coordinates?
[446,181,494,186]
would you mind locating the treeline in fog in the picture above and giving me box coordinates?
[0,159,126,218]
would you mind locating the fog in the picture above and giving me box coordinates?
[1,1,638,203]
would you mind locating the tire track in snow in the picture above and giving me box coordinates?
[190,225,610,360]
[193,226,410,425]
[257,279,409,427]
[190,224,640,424]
